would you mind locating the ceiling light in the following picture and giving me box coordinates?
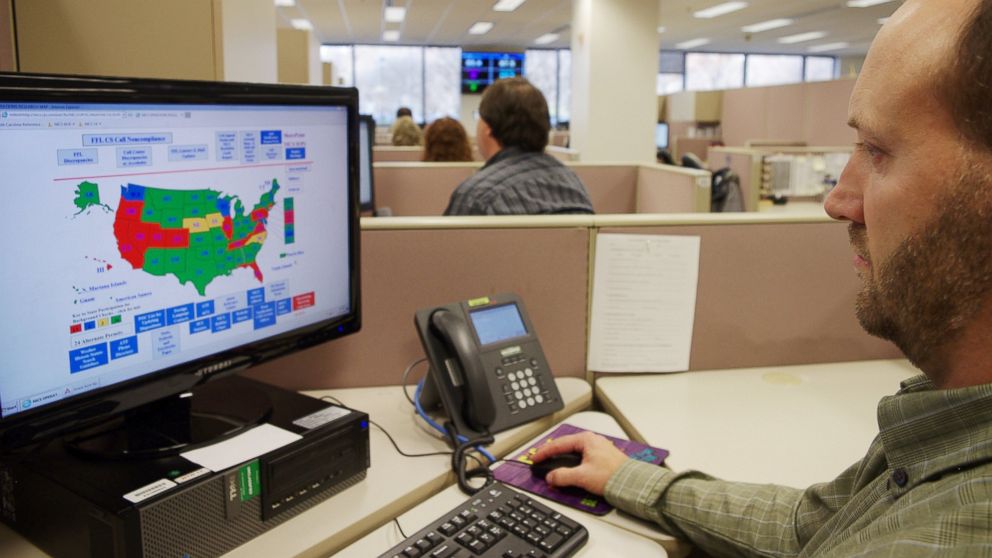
[657,26,667,33]
[469,22,494,35]
[693,2,748,19]
[290,19,313,31]
[877,17,889,24]
[675,38,711,49]
[384,6,406,23]
[741,18,793,33]
[808,42,850,53]
[534,33,559,45]
[846,0,895,7]
[382,30,400,41]
[493,0,527,11]
[778,31,827,44]
[274,0,295,7]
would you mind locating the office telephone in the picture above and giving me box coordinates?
[414,294,564,439]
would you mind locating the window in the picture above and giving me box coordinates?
[685,53,745,91]
[424,47,461,123]
[525,49,558,123]
[557,50,571,124]
[354,45,423,124]
[746,54,803,87]
[320,45,354,87]
[805,56,838,82]
[657,74,684,94]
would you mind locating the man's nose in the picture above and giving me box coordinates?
[824,161,865,224]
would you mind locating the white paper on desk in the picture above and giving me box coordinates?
[587,233,700,373]
[180,423,302,472]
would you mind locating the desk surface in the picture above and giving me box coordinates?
[0,378,591,558]
[597,359,917,488]
[339,411,674,558]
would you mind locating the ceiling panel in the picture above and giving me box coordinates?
[278,0,902,56]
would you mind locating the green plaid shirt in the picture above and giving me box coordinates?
[604,374,992,557]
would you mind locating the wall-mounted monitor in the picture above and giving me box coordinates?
[0,72,361,451]
[461,51,525,94]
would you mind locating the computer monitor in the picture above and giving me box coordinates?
[0,73,361,451]
[655,122,669,150]
[358,114,375,212]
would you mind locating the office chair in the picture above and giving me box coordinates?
[681,152,705,169]
[656,148,675,165]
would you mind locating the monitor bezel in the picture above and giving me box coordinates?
[0,72,362,450]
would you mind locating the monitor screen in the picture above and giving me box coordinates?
[469,303,528,346]
[655,123,670,150]
[461,51,525,94]
[0,74,360,447]
[358,115,375,211]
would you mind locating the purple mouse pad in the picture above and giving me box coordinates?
[492,423,668,516]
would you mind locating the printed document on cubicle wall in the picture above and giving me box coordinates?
[587,234,700,373]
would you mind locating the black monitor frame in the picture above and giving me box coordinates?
[358,114,376,212]
[0,72,362,451]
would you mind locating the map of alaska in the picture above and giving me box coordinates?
[109,180,280,295]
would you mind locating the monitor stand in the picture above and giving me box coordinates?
[65,375,273,460]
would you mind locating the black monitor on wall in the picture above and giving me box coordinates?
[358,114,375,212]
[0,72,361,451]
[461,51,525,94]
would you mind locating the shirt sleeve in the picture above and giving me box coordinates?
[604,459,809,558]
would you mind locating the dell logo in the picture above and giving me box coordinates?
[228,477,238,501]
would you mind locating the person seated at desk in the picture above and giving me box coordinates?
[423,117,473,162]
[444,77,593,215]
[391,114,423,147]
[534,1,992,555]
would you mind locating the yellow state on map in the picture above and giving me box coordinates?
[245,231,268,246]
[205,212,224,228]
[182,217,208,232]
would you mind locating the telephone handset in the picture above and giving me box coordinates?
[415,293,564,439]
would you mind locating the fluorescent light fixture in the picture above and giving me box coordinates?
[847,0,895,7]
[675,37,711,49]
[290,18,313,31]
[382,30,401,41]
[878,17,890,24]
[694,2,748,19]
[274,0,295,7]
[384,6,406,23]
[778,31,827,44]
[469,22,494,35]
[808,42,849,53]
[534,33,559,45]
[493,0,527,11]
[657,26,667,33]
[741,18,793,33]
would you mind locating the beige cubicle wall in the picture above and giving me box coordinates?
[243,213,901,391]
[720,79,856,147]
[372,161,710,216]
[245,217,593,390]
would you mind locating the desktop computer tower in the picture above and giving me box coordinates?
[0,376,370,558]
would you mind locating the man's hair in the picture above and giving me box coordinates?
[479,77,550,152]
[396,106,413,118]
[423,117,473,162]
[943,0,992,152]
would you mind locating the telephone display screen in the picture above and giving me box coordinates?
[470,303,527,345]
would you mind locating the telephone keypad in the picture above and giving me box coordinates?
[500,355,554,414]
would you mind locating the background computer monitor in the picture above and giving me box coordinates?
[0,73,361,450]
[359,114,375,212]
[461,51,525,94]
[655,122,669,150]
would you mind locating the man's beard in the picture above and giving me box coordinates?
[852,163,992,375]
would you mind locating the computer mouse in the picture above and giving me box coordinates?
[530,452,583,481]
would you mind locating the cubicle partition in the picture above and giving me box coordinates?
[244,214,901,391]
[372,161,710,216]
[372,146,425,162]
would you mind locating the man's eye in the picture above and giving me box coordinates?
[855,142,885,163]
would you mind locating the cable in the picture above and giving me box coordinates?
[401,357,428,407]
[450,427,496,495]
[393,517,408,539]
[413,379,497,463]
[320,396,451,459]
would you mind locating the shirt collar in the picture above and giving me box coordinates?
[481,146,528,169]
[878,374,992,489]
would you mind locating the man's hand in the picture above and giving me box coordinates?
[531,431,630,495]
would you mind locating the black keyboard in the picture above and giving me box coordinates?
[379,482,589,558]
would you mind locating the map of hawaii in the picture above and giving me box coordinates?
[111,180,280,295]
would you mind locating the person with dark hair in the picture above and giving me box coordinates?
[422,117,473,162]
[444,77,593,215]
[396,106,413,119]
[533,0,992,555]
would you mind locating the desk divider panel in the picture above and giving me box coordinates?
[567,164,639,214]
[594,219,900,374]
[636,165,711,213]
[245,222,591,390]
[372,146,424,163]
[373,162,481,216]
[708,148,764,212]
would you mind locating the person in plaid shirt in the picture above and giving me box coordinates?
[534,1,992,556]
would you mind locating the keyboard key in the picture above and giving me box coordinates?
[416,538,433,552]
[429,544,459,558]
[402,546,421,557]
[468,539,487,554]
[426,532,443,546]
[439,522,458,536]
[539,533,563,552]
